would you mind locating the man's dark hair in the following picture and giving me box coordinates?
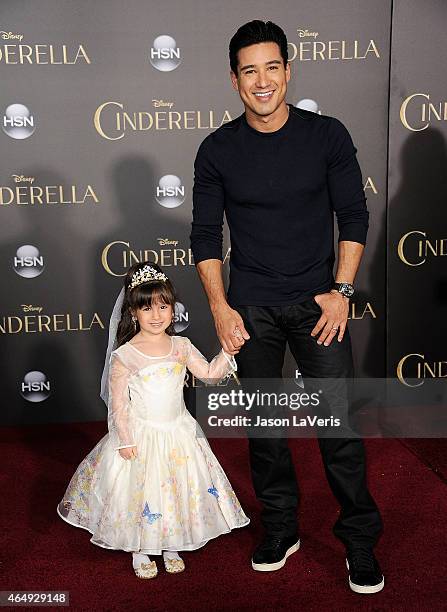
[229,20,288,74]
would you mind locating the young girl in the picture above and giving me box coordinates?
[57,262,249,579]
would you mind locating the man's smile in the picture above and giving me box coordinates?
[253,90,275,100]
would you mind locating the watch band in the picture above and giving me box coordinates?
[332,282,355,298]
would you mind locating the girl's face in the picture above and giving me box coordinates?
[133,299,173,336]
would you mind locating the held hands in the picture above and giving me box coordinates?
[213,304,250,355]
[119,446,138,460]
[311,291,349,346]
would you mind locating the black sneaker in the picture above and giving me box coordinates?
[251,534,300,572]
[346,547,384,594]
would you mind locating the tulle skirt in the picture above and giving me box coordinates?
[57,412,249,554]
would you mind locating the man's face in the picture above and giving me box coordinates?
[231,42,290,118]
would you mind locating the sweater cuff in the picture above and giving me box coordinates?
[192,245,223,265]
[338,225,368,245]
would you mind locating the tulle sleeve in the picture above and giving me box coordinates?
[108,352,136,450]
[186,339,237,384]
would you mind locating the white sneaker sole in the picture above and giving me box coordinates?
[252,540,300,572]
[346,559,385,594]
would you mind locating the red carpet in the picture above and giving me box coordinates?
[399,439,447,484]
[1,421,446,611]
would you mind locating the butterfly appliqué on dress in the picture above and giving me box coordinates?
[142,501,162,525]
[207,487,219,498]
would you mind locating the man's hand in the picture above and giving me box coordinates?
[311,291,349,346]
[212,304,250,355]
[195,259,250,354]
[119,446,137,460]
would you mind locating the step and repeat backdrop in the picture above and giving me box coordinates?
[388,0,447,384]
[0,0,445,425]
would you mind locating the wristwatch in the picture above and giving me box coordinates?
[332,282,354,298]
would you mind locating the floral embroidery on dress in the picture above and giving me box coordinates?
[169,448,189,467]
[140,362,185,382]
[161,473,186,538]
[62,443,102,526]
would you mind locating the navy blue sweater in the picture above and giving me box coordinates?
[191,105,368,306]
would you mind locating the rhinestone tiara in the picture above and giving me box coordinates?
[129,265,168,290]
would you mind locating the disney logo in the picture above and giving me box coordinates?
[12,175,35,184]
[297,29,319,38]
[152,99,174,109]
[0,31,24,41]
[157,238,179,246]
[21,305,43,313]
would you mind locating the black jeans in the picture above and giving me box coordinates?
[233,298,383,549]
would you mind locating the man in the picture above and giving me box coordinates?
[190,20,383,594]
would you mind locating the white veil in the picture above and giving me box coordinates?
[100,287,125,405]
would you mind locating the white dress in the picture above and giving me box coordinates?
[57,335,250,554]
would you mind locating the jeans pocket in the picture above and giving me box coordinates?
[311,295,322,311]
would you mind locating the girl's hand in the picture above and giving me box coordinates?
[119,446,137,460]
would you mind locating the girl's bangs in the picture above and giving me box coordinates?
[130,282,174,309]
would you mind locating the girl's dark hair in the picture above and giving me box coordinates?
[116,262,177,347]
[229,20,288,75]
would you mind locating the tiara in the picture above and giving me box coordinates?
[129,265,168,290]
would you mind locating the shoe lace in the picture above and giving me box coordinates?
[262,536,284,552]
[349,548,375,573]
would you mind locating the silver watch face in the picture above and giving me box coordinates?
[339,283,354,297]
